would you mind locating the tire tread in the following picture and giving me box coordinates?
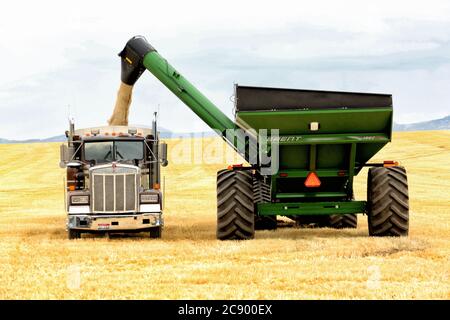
[216,169,255,240]
[368,166,409,236]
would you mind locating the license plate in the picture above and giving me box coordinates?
[98,223,110,230]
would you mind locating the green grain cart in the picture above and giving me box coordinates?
[119,35,409,240]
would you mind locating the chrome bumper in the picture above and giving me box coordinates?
[67,212,162,231]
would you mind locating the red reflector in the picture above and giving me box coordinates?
[305,172,321,188]
[338,170,346,177]
[279,173,288,177]
[227,163,243,170]
[383,160,399,167]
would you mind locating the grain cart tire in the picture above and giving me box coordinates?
[150,226,162,239]
[216,169,255,240]
[367,166,409,236]
[329,214,358,229]
[68,229,81,239]
[255,216,277,230]
[328,191,357,229]
[294,215,328,228]
[253,177,277,230]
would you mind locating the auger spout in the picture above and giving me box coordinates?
[118,36,237,137]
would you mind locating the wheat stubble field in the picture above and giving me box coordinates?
[0,131,448,299]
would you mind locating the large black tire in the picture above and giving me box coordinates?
[367,166,409,236]
[255,216,277,230]
[150,226,162,239]
[329,191,357,229]
[216,169,255,240]
[253,177,277,230]
[68,229,81,240]
[295,213,357,229]
[294,215,328,228]
[328,214,358,229]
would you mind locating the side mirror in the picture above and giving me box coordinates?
[159,142,168,167]
[59,144,69,168]
[59,144,74,168]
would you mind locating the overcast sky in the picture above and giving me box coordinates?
[0,0,449,140]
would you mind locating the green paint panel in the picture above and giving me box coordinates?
[279,145,309,169]
[257,201,367,216]
[276,169,349,178]
[236,108,392,135]
[237,107,392,174]
[275,133,390,145]
[317,144,346,168]
[276,192,347,199]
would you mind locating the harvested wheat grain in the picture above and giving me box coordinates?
[108,82,133,125]
[0,131,449,299]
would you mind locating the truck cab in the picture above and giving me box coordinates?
[60,120,168,239]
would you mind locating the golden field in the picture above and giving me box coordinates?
[0,131,448,299]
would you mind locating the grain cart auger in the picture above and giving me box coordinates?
[118,35,409,240]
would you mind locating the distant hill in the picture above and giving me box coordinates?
[0,134,66,144]
[0,129,216,144]
[394,115,450,131]
[159,131,216,139]
[1,116,448,144]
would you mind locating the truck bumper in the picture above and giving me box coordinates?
[67,212,163,232]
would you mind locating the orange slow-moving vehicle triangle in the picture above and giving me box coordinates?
[305,172,321,188]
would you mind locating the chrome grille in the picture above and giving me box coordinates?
[90,165,139,213]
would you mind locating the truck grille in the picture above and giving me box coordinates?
[90,165,139,213]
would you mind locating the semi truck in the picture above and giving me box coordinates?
[116,35,409,240]
[60,114,168,239]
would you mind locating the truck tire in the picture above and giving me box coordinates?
[150,226,162,239]
[328,214,358,229]
[68,229,81,239]
[253,177,277,230]
[367,166,409,236]
[216,169,255,240]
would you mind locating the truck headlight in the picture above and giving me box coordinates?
[140,194,159,204]
[71,195,89,205]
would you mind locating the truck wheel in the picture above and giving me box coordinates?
[150,226,162,239]
[253,177,277,230]
[328,214,357,229]
[68,229,81,239]
[367,166,409,236]
[216,169,255,240]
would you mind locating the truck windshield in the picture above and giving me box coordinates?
[115,141,144,161]
[84,141,144,164]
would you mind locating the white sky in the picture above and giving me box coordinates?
[0,0,449,139]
